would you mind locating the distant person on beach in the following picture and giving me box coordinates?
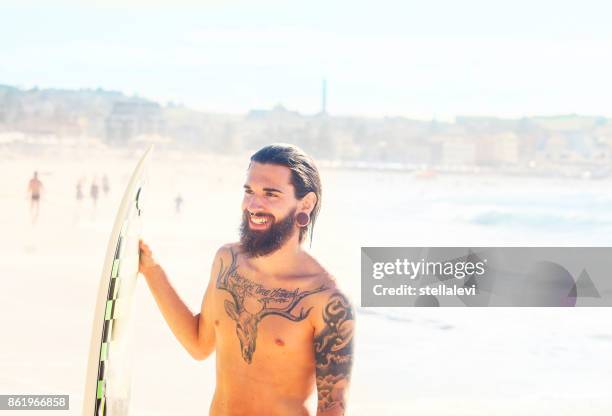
[102,175,110,197]
[90,179,99,203]
[76,180,84,202]
[174,193,183,214]
[74,179,84,221]
[27,171,43,224]
[139,144,354,416]
[90,178,99,214]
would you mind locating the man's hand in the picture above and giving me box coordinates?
[139,239,159,276]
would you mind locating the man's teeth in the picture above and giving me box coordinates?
[251,216,268,224]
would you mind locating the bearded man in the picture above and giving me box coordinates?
[139,143,354,415]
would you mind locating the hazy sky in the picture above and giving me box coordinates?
[2,0,612,119]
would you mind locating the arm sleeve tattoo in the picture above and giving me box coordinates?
[313,292,355,415]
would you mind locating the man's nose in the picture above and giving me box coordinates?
[246,195,266,213]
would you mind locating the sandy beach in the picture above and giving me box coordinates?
[1,145,611,415]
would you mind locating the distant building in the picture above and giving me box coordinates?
[541,135,570,162]
[105,101,165,143]
[247,104,302,122]
[440,136,476,166]
[476,133,520,165]
[407,143,436,165]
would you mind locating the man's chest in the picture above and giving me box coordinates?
[212,269,325,364]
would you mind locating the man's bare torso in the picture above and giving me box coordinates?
[205,244,337,416]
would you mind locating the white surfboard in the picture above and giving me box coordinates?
[82,146,153,416]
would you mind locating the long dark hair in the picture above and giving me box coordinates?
[249,143,322,245]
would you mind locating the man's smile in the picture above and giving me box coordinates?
[248,213,273,230]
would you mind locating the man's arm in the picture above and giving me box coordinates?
[313,291,355,415]
[139,240,218,360]
[194,258,218,360]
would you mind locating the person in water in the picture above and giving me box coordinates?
[139,143,354,415]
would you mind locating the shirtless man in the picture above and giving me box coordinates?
[27,171,43,223]
[139,144,354,415]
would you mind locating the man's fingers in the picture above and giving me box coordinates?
[138,241,153,265]
[139,241,151,254]
[138,241,157,275]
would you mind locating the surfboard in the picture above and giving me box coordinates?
[82,146,153,416]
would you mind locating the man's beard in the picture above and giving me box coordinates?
[239,208,297,258]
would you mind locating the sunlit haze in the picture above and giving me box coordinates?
[2,0,612,119]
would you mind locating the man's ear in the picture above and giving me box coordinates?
[300,191,317,214]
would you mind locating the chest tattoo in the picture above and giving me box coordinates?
[216,249,328,363]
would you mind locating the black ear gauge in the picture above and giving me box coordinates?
[296,212,310,227]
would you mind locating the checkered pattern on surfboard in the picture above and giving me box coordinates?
[94,184,140,416]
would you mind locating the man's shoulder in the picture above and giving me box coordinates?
[214,242,241,261]
[300,254,351,303]
[206,242,240,283]
[309,276,355,337]
[308,272,353,316]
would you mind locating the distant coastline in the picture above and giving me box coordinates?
[1,84,611,179]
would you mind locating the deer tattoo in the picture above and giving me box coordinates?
[216,249,328,363]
